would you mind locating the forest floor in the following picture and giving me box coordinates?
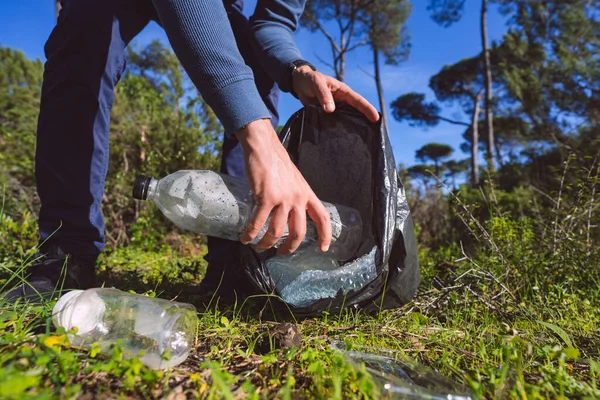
[1,238,599,399]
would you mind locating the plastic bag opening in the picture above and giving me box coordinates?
[239,104,420,317]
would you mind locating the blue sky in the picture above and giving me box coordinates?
[0,0,509,166]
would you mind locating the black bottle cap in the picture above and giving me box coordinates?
[133,175,153,200]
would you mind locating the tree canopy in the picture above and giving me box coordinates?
[416,143,454,177]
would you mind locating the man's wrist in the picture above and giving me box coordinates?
[235,119,274,150]
[282,60,316,97]
[291,65,316,95]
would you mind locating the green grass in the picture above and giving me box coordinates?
[1,241,599,399]
[1,191,599,399]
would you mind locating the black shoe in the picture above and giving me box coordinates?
[2,245,97,304]
[199,238,244,305]
[197,261,242,305]
[199,256,265,307]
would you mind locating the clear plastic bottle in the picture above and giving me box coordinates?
[275,246,378,307]
[266,245,340,291]
[52,288,198,370]
[330,341,473,400]
[133,170,363,261]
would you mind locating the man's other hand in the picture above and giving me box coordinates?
[235,119,332,254]
[292,66,380,123]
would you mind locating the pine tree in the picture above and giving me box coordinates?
[427,0,496,172]
[415,143,454,177]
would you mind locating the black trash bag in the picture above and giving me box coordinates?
[239,104,420,316]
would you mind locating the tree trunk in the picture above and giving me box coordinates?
[495,139,504,167]
[55,0,61,20]
[481,0,495,173]
[332,47,346,81]
[471,90,484,184]
[373,45,389,133]
[338,33,346,81]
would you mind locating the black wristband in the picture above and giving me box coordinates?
[283,60,317,98]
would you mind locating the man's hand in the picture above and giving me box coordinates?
[292,66,380,123]
[236,119,332,254]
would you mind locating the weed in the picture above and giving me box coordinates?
[1,170,599,398]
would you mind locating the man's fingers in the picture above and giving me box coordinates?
[298,94,320,108]
[334,83,380,123]
[278,206,307,254]
[315,77,336,113]
[256,205,289,251]
[240,203,272,244]
[306,197,332,252]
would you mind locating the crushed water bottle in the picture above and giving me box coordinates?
[266,245,340,290]
[133,170,362,261]
[269,246,378,307]
[331,341,473,400]
[52,288,198,369]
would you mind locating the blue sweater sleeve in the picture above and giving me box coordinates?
[249,0,307,93]
[151,0,271,135]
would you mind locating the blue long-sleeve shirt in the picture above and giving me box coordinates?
[250,0,306,92]
[151,0,306,136]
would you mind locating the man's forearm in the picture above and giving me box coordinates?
[249,0,307,93]
[151,0,271,135]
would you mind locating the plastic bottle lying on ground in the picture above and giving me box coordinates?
[132,170,362,261]
[52,288,198,369]
[330,341,473,400]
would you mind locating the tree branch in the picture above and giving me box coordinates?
[345,0,359,46]
[306,14,342,54]
[314,52,336,73]
[335,0,344,34]
[346,38,369,53]
[358,65,374,78]
[437,116,470,126]
[332,43,343,80]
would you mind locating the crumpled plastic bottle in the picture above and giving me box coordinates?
[267,246,378,307]
[53,288,198,369]
[330,341,473,400]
